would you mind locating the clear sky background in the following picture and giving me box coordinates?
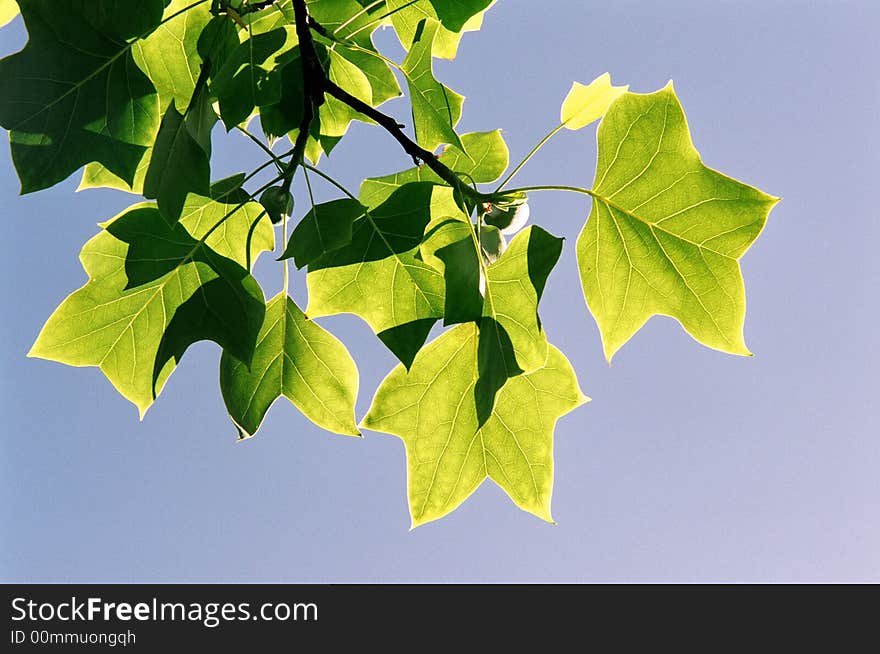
[1,1,878,582]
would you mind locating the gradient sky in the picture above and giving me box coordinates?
[1,1,878,582]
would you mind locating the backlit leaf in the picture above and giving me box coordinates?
[305,182,446,366]
[402,19,464,152]
[561,72,628,130]
[220,293,360,439]
[281,198,365,268]
[387,0,490,59]
[28,192,273,416]
[362,323,588,527]
[211,26,298,129]
[143,85,215,222]
[576,83,779,361]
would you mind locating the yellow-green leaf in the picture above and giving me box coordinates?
[576,83,779,361]
[29,193,273,416]
[362,323,588,527]
[220,293,360,439]
[561,73,628,130]
[401,18,465,152]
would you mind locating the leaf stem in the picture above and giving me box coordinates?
[235,125,285,173]
[331,0,383,36]
[282,202,289,294]
[301,163,358,200]
[502,184,596,199]
[290,0,490,205]
[495,124,564,193]
[341,0,421,41]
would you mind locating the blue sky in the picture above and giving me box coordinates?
[1,1,878,582]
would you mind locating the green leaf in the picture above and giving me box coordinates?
[79,0,222,194]
[387,0,489,59]
[305,182,446,367]
[220,293,360,439]
[211,26,298,129]
[309,0,377,45]
[28,192,274,417]
[318,49,373,138]
[360,130,507,208]
[362,323,588,527]
[143,84,215,222]
[134,0,213,109]
[401,18,465,152]
[476,225,562,423]
[427,0,493,32]
[420,216,483,325]
[0,0,164,193]
[281,198,364,268]
[258,55,305,138]
[335,45,401,108]
[243,1,296,35]
[1,0,19,28]
[197,15,241,70]
[576,83,779,361]
[561,72,628,131]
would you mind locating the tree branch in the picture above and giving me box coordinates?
[280,0,324,194]
[300,7,491,205]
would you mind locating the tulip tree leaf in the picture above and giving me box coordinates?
[134,0,214,109]
[428,0,493,32]
[4,1,779,528]
[220,293,360,439]
[211,26,298,129]
[143,84,215,222]
[305,183,446,366]
[362,323,588,527]
[318,49,373,138]
[0,0,165,193]
[402,18,465,152]
[475,225,563,424]
[576,83,779,361]
[561,73,628,130]
[335,45,401,108]
[420,216,483,325]
[78,0,218,194]
[281,198,365,269]
[28,193,273,417]
[387,0,490,59]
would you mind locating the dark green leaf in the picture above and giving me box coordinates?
[143,85,215,223]
[420,216,482,325]
[306,183,446,364]
[281,198,365,268]
[211,26,298,129]
[0,0,165,192]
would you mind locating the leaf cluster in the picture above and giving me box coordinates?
[0,0,777,526]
